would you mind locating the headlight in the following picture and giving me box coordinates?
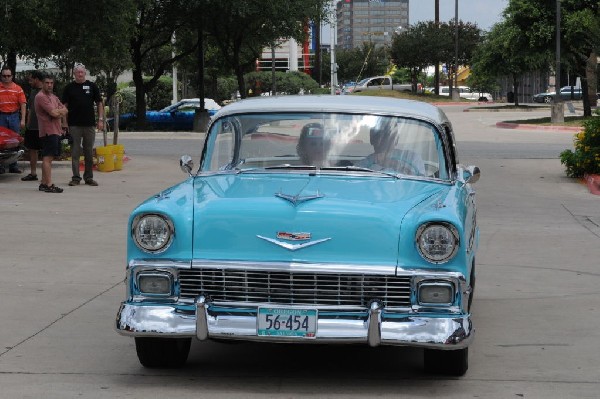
[416,223,459,263]
[132,214,174,253]
[418,281,454,305]
[137,272,173,296]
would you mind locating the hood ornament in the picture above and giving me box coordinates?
[275,190,324,206]
[257,232,331,251]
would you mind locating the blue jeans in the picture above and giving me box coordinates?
[0,112,21,171]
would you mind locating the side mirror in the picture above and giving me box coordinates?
[462,165,480,184]
[180,155,194,175]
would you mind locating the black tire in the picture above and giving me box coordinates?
[135,337,191,368]
[424,348,468,376]
[544,96,552,104]
[478,97,488,102]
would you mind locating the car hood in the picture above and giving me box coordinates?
[191,173,449,265]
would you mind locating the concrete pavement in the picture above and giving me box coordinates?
[1,121,599,398]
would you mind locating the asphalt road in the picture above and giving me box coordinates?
[1,104,599,398]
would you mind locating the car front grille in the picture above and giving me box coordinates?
[178,268,412,307]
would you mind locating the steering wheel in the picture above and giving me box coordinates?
[378,157,420,176]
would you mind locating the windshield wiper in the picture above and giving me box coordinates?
[320,165,401,179]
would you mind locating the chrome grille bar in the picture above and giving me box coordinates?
[179,269,412,307]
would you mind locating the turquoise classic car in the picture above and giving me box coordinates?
[116,95,480,376]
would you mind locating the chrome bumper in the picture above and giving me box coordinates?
[116,297,473,349]
[0,149,24,165]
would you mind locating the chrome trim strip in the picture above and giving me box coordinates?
[256,235,331,251]
[190,260,397,275]
[128,259,192,270]
[116,302,473,349]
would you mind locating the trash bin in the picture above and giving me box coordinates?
[113,144,125,171]
[96,146,114,172]
[507,91,514,103]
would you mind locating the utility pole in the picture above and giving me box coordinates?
[330,1,337,95]
[451,0,460,101]
[551,0,564,123]
[434,0,440,95]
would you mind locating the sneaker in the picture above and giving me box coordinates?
[84,178,98,186]
[68,179,80,186]
[44,184,63,193]
[39,183,49,191]
[21,174,38,181]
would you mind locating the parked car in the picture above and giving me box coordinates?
[347,75,421,93]
[115,95,480,376]
[0,126,24,170]
[111,98,221,131]
[532,86,583,103]
[439,86,493,102]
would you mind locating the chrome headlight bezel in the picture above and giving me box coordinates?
[416,222,459,264]
[132,213,174,253]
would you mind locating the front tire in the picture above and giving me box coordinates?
[135,337,191,368]
[544,96,552,104]
[424,348,468,376]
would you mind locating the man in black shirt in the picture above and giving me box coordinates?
[62,63,104,186]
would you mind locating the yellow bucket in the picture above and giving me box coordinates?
[112,144,125,171]
[96,146,114,172]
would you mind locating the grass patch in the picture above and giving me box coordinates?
[503,115,594,127]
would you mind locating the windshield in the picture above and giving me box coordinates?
[202,112,447,179]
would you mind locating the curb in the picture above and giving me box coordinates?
[495,122,582,132]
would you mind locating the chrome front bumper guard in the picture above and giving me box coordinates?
[116,296,473,349]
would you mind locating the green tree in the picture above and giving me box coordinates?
[199,0,328,99]
[336,43,388,84]
[128,0,198,127]
[470,21,546,105]
[505,0,600,115]
[391,22,441,92]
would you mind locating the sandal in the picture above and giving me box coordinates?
[44,184,63,193]
[38,183,49,191]
[21,173,38,181]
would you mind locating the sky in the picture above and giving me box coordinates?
[409,0,509,31]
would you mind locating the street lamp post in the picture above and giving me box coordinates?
[452,0,460,101]
[551,0,564,123]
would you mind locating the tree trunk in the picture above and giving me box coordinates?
[581,78,591,117]
[512,75,520,106]
[586,51,597,108]
[132,67,147,128]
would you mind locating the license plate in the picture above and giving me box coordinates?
[257,307,317,338]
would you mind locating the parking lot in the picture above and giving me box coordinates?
[1,107,599,398]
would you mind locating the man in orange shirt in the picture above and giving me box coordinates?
[0,65,26,174]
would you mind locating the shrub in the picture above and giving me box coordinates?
[244,71,319,96]
[146,76,173,110]
[113,87,136,115]
[560,117,600,177]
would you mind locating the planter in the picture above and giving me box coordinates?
[583,174,600,195]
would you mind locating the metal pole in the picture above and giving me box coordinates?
[434,0,440,95]
[330,1,337,95]
[452,0,460,100]
[551,0,564,123]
